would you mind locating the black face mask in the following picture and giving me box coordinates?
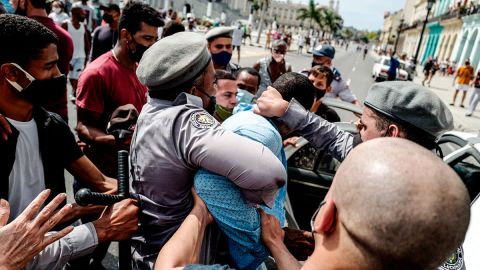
[6,63,67,106]
[196,88,216,115]
[102,13,114,24]
[352,133,363,148]
[315,89,325,100]
[128,37,148,63]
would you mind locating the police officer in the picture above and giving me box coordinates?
[254,81,454,161]
[205,26,240,73]
[130,32,287,269]
[310,44,361,106]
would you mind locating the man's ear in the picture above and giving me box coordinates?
[1,64,20,82]
[325,85,332,93]
[387,124,402,138]
[120,29,131,43]
[313,199,337,235]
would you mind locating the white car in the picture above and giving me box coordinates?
[372,56,408,81]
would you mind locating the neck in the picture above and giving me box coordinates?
[213,62,226,70]
[27,7,48,17]
[0,87,34,122]
[113,43,136,70]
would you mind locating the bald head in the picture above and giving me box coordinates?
[333,138,470,269]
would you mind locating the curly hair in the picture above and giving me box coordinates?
[0,14,58,66]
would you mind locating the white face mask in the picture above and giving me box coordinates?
[52,7,62,14]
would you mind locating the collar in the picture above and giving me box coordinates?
[148,92,203,108]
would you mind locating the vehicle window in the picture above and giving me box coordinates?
[288,144,318,170]
[314,151,341,175]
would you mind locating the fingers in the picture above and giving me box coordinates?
[42,226,74,248]
[0,199,11,227]
[39,203,74,235]
[33,193,67,229]
[0,114,12,141]
[18,189,51,221]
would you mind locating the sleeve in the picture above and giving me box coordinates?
[175,109,287,208]
[76,68,105,114]
[335,80,357,103]
[184,264,235,270]
[48,112,84,166]
[279,99,354,162]
[24,223,98,270]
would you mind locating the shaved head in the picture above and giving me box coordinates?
[332,138,470,269]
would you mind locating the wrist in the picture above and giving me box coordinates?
[92,219,108,243]
[277,100,289,117]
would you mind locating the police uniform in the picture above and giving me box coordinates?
[277,81,454,161]
[312,45,358,103]
[130,32,286,268]
[205,26,240,73]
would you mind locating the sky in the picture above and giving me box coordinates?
[295,0,405,31]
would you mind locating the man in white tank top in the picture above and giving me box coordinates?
[62,6,90,99]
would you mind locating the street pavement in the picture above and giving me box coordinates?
[63,42,479,269]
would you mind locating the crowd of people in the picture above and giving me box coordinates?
[0,1,474,270]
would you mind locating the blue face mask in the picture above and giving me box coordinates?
[211,51,232,67]
[236,89,255,104]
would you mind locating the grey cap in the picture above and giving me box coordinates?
[205,26,234,42]
[137,32,211,92]
[364,81,453,138]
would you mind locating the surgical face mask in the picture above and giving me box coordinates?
[236,88,255,104]
[211,51,232,67]
[214,103,233,122]
[272,53,284,63]
[52,7,61,14]
[352,133,363,148]
[5,63,67,106]
[128,36,148,63]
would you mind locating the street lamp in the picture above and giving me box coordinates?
[393,17,405,55]
[413,0,436,66]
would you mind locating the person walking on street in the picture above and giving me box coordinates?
[62,6,90,100]
[426,58,439,86]
[265,28,272,50]
[451,60,474,107]
[232,23,243,64]
[466,70,480,117]
[422,57,433,86]
[387,52,400,81]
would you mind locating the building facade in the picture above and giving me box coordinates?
[379,10,404,51]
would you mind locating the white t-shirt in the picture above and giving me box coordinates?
[232,28,243,46]
[7,117,46,221]
[48,12,70,25]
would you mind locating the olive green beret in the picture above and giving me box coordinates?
[205,26,234,42]
[136,32,211,92]
[364,81,454,138]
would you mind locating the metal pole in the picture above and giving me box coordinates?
[413,7,432,65]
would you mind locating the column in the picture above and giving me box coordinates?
[469,29,480,69]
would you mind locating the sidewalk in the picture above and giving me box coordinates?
[413,74,480,132]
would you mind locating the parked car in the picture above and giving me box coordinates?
[399,59,416,81]
[372,56,408,82]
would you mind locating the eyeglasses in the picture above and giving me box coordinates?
[214,44,232,50]
[310,200,326,234]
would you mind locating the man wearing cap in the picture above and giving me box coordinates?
[254,81,453,161]
[309,44,360,106]
[205,26,240,73]
[130,31,287,269]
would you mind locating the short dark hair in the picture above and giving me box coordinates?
[207,34,231,43]
[0,14,58,66]
[105,3,120,13]
[215,70,235,81]
[119,2,163,37]
[272,72,315,110]
[235,67,261,86]
[161,20,185,38]
[310,65,334,86]
[371,109,437,150]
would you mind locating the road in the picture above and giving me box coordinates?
[64,44,477,269]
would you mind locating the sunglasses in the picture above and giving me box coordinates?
[354,119,366,132]
[214,44,232,50]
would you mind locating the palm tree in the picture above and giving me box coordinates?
[321,8,343,38]
[297,0,322,30]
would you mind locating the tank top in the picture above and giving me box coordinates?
[67,20,86,59]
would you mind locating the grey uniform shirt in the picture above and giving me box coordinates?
[25,222,98,270]
[280,99,354,162]
[324,67,357,103]
[129,94,286,267]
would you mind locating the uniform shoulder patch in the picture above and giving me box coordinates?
[439,247,464,270]
[190,112,217,129]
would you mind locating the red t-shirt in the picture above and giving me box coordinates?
[30,16,73,121]
[76,50,147,129]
